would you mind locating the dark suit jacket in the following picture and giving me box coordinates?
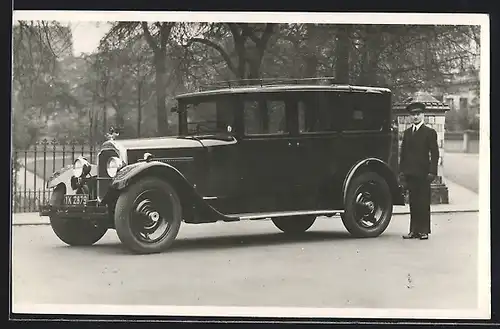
[399,124,439,178]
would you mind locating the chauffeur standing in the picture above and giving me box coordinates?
[399,102,440,240]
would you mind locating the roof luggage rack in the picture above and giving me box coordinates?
[198,76,345,91]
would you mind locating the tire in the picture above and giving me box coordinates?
[114,177,182,254]
[341,171,393,238]
[49,188,108,246]
[272,215,316,234]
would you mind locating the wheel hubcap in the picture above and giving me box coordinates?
[353,182,386,228]
[131,190,174,243]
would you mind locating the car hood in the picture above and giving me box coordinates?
[103,135,237,151]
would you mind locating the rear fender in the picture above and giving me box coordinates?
[46,163,98,197]
[109,161,227,223]
[342,157,405,206]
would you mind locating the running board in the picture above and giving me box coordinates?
[226,210,343,221]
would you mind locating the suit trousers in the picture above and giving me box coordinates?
[406,175,431,235]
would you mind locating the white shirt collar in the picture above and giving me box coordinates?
[413,121,424,131]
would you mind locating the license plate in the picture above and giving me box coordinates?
[64,194,88,206]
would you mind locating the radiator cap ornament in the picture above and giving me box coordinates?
[105,126,120,140]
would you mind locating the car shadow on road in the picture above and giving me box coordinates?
[171,230,355,253]
[68,230,398,255]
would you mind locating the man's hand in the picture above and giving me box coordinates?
[427,173,436,182]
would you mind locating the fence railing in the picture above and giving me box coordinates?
[12,139,100,213]
[11,131,480,214]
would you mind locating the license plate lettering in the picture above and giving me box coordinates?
[64,194,88,206]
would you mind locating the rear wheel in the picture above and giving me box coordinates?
[341,171,393,238]
[272,215,316,234]
[49,188,108,246]
[114,177,182,254]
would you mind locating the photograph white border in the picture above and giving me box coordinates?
[11,10,491,320]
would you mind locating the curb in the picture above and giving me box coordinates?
[393,208,479,215]
[11,207,480,226]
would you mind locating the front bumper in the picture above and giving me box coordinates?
[39,204,109,220]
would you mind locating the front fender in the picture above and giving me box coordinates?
[109,161,228,223]
[342,157,405,206]
[110,161,180,190]
[46,163,98,196]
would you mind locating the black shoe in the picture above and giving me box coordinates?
[402,232,418,239]
[419,234,429,240]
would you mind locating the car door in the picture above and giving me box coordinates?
[237,94,300,208]
[288,91,344,207]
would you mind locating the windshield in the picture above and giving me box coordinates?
[181,97,235,136]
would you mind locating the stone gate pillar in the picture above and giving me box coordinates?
[393,92,450,204]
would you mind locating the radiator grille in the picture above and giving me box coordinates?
[97,149,118,201]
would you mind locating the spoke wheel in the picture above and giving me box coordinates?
[342,171,393,238]
[114,177,182,254]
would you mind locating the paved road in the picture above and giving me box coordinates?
[442,152,479,193]
[12,213,478,310]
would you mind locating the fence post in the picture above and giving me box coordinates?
[27,188,31,213]
[71,139,77,164]
[463,130,471,153]
[62,140,66,167]
[41,139,48,206]
[23,149,27,211]
[13,150,17,213]
[33,142,37,197]
[51,138,57,176]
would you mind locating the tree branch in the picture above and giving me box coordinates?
[240,24,261,44]
[160,22,175,52]
[141,22,158,52]
[259,23,275,48]
[187,37,237,76]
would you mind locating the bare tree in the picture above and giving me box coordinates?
[100,22,176,135]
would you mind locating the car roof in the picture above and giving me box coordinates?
[175,84,392,100]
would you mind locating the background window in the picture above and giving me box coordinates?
[298,92,337,133]
[244,99,286,135]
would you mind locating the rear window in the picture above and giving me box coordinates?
[342,92,389,132]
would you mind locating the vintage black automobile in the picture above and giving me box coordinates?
[40,78,405,254]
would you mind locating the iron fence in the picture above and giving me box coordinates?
[12,139,100,213]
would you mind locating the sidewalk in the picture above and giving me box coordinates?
[393,177,479,214]
[11,177,479,226]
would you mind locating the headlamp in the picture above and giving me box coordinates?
[106,156,124,178]
[73,157,91,178]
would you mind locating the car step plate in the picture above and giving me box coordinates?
[228,210,343,220]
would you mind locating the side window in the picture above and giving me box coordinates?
[343,93,387,131]
[216,99,235,130]
[298,92,338,133]
[244,99,286,135]
[243,100,261,134]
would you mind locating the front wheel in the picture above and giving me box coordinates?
[272,215,316,234]
[114,177,182,254]
[341,171,393,238]
[49,188,108,246]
